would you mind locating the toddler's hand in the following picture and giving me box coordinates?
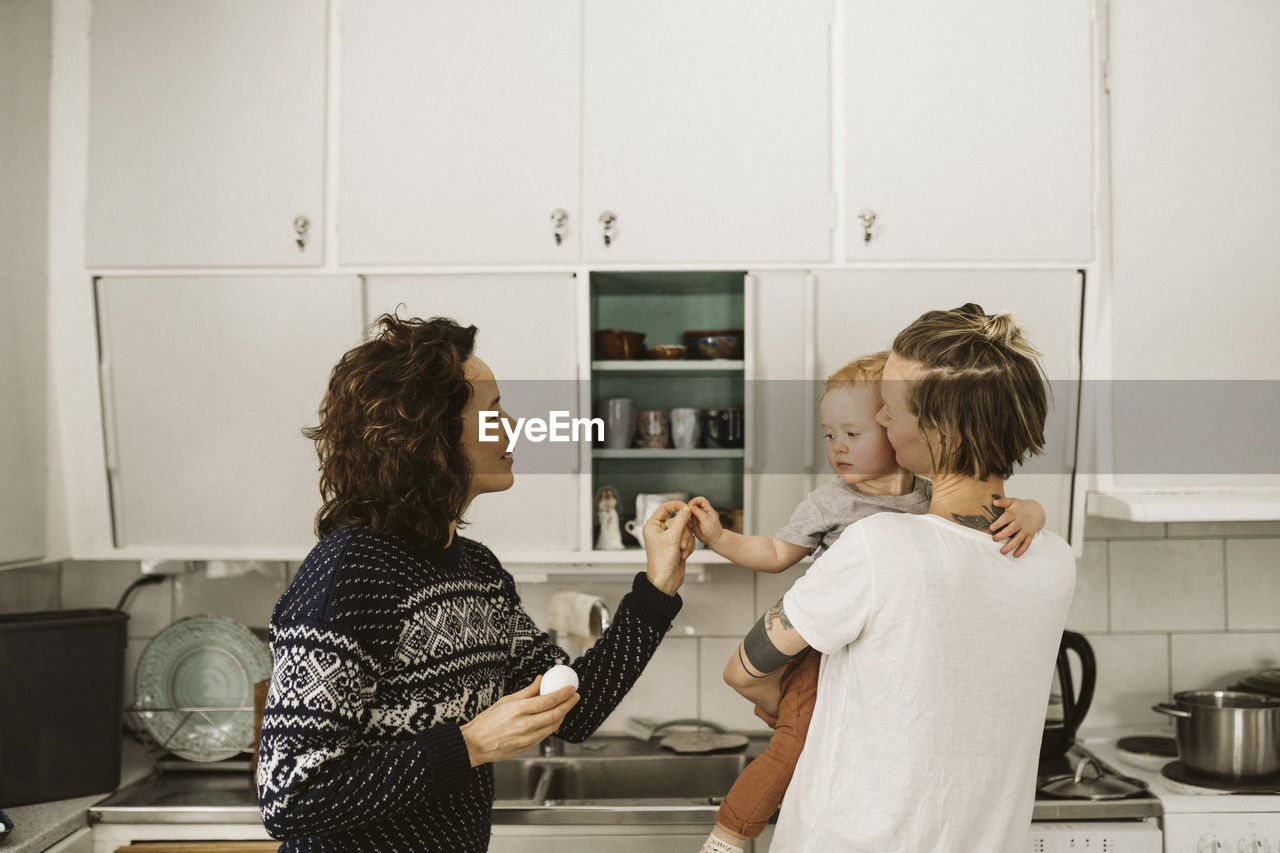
[687,497,725,546]
[989,497,1043,557]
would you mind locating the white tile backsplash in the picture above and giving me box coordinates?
[172,563,288,629]
[1170,632,1280,693]
[698,637,771,734]
[597,637,699,734]
[61,560,176,637]
[1082,633,1169,728]
[1226,539,1280,630]
[1109,538,1225,631]
[0,564,59,612]
[1168,521,1280,538]
[1065,541,1108,633]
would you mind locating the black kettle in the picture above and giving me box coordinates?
[1040,630,1096,761]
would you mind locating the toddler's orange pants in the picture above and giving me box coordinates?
[715,648,820,839]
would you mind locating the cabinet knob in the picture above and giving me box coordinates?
[293,215,311,252]
[856,209,876,245]
[550,208,569,246]
[599,211,617,248]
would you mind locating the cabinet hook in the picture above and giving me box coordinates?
[293,215,311,252]
[551,208,569,246]
[856,209,876,245]
[599,211,617,248]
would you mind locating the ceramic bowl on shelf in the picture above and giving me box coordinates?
[594,329,646,360]
[682,329,744,360]
[646,344,686,360]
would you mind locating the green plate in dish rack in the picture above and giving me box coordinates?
[134,615,272,762]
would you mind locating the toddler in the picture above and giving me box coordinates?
[689,351,1044,853]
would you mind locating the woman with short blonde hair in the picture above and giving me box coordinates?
[717,302,1076,852]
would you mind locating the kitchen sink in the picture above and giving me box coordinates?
[493,754,749,803]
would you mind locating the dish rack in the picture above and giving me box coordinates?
[127,703,257,763]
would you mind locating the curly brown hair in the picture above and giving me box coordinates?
[304,314,479,551]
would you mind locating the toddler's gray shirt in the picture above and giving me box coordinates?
[776,476,932,555]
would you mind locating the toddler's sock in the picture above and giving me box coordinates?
[698,832,744,853]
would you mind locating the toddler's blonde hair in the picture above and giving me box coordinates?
[822,351,889,399]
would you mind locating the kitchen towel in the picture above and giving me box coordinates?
[547,591,609,649]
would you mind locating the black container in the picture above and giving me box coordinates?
[0,609,128,806]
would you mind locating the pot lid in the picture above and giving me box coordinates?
[1038,757,1150,800]
[1233,668,1280,698]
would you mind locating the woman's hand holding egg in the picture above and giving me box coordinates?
[459,672,579,767]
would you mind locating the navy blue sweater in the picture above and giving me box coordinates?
[257,527,682,851]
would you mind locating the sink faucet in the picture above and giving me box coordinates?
[539,736,563,757]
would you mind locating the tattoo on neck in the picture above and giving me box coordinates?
[951,495,1005,533]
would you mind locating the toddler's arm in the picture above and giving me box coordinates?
[989,497,1046,557]
[688,498,810,573]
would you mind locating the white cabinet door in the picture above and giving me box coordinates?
[811,270,1082,537]
[1108,0,1280,491]
[746,272,813,539]
[96,277,363,553]
[844,0,1093,262]
[339,1,581,265]
[87,0,327,267]
[582,0,832,264]
[365,275,580,554]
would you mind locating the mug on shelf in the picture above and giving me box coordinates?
[703,406,745,448]
[669,407,701,450]
[596,397,637,449]
[635,410,671,449]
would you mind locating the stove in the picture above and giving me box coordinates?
[1087,733,1280,852]
[1030,744,1164,851]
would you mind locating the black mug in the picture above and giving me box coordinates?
[703,406,745,448]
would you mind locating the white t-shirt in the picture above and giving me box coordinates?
[774,512,1075,853]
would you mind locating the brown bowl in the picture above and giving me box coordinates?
[682,329,744,360]
[646,344,687,360]
[595,329,646,360]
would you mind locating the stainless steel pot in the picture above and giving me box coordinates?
[1153,690,1280,781]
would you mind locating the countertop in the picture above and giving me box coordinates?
[2,737,152,853]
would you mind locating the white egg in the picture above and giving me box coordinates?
[539,664,579,695]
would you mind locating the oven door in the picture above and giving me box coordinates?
[1030,820,1162,852]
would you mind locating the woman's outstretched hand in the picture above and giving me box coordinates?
[641,500,694,596]
[459,675,579,767]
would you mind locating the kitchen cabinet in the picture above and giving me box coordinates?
[95,276,363,554]
[588,272,748,549]
[581,0,831,263]
[810,270,1083,538]
[86,0,327,267]
[338,1,581,265]
[1102,0,1280,498]
[365,274,581,554]
[340,0,831,266]
[0,0,50,566]
[843,0,1093,262]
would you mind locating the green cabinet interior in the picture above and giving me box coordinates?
[590,272,746,536]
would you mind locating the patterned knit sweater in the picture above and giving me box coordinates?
[257,527,682,851]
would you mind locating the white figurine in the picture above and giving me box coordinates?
[594,486,626,550]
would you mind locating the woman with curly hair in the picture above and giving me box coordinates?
[257,314,694,852]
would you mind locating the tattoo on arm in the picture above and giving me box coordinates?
[765,598,794,633]
[951,494,1005,533]
[743,601,798,675]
